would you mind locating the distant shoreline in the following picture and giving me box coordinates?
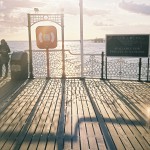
[7,39,105,42]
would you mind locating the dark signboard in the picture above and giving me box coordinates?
[106,35,149,57]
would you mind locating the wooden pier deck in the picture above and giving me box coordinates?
[0,78,150,150]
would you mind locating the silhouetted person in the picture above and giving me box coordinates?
[0,39,10,77]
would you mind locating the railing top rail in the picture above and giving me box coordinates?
[24,49,103,56]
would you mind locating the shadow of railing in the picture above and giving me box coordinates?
[0,79,149,150]
[0,78,30,114]
[81,80,117,150]
[0,79,111,149]
[11,79,49,150]
[104,80,147,126]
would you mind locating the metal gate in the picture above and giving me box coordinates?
[27,13,65,79]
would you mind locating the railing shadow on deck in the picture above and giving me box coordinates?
[102,80,150,130]
[0,78,31,114]
[81,80,117,150]
[0,79,149,150]
[0,79,102,149]
[0,79,112,150]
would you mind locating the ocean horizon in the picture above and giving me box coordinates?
[7,40,106,54]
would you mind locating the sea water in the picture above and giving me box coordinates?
[7,41,105,54]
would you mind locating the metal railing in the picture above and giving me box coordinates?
[31,49,149,81]
[4,50,150,81]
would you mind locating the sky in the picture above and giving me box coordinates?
[0,0,150,41]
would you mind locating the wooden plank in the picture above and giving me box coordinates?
[107,82,150,131]
[85,84,107,150]
[109,81,149,127]
[63,80,72,150]
[38,79,61,150]
[0,79,25,103]
[55,79,66,150]
[99,95,133,150]
[45,79,62,150]
[102,81,143,150]
[102,80,148,149]
[0,80,39,123]
[27,97,48,150]
[117,81,148,118]
[71,79,81,150]
[106,81,150,149]
[0,78,149,150]
[9,79,48,150]
[18,80,50,150]
[86,80,125,150]
[0,80,42,149]
[0,96,33,150]
[37,94,56,149]
[27,80,56,150]
[85,79,116,149]
[80,86,98,150]
[76,80,89,150]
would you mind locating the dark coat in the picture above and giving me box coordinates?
[0,44,10,64]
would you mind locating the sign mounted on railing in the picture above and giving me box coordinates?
[106,34,149,57]
[36,26,57,49]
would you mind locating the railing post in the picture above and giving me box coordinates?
[28,14,34,79]
[101,52,104,79]
[46,48,50,78]
[106,56,107,80]
[147,58,149,82]
[80,0,84,78]
[61,14,66,78]
[138,58,142,81]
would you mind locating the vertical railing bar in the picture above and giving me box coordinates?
[101,52,104,79]
[147,57,149,82]
[138,58,142,81]
[28,14,34,79]
[105,56,107,80]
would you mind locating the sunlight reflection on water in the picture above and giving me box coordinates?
[8,41,105,54]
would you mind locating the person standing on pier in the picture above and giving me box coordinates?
[0,39,10,77]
